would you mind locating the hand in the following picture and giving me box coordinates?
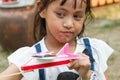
[67,54,91,80]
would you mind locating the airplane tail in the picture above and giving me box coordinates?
[56,43,69,55]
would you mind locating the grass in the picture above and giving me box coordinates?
[101,19,120,29]
[0,46,10,72]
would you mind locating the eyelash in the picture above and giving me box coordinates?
[74,15,83,20]
[56,12,83,20]
[56,12,65,18]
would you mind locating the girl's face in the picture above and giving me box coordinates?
[40,0,86,43]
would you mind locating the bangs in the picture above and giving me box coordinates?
[60,0,87,9]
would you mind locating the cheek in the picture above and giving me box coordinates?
[46,14,61,29]
[46,19,61,34]
[75,22,84,34]
[48,20,60,29]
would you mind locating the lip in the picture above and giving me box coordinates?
[61,31,74,36]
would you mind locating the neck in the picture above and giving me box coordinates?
[44,37,76,54]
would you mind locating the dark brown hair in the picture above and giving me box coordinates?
[34,0,93,42]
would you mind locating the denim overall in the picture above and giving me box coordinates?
[35,38,95,80]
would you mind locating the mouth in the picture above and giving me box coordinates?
[61,31,74,36]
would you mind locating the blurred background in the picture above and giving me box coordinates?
[0,0,120,80]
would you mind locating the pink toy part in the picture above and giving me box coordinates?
[56,43,85,60]
[56,43,69,55]
[34,51,54,55]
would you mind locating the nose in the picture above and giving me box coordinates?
[63,18,74,29]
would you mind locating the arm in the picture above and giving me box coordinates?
[67,54,91,80]
[0,64,23,80]
[104,70,109,80]
[67,53,110,80]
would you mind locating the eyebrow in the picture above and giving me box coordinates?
[56,7,84,13]
[56,7,68,12]
[75,10,84,14]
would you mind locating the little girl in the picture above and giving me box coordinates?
[0,0,113,80]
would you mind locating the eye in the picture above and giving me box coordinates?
[56,12,65,18]
[74,15,83,20]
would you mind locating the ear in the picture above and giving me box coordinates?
[39,10,46,18]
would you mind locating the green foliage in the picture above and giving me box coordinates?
[0,45,10,72]
[101,19,120,29]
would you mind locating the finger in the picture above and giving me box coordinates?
[67,59,81,69]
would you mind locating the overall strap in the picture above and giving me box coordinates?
[83,38,95,71]
[35,43,45,80]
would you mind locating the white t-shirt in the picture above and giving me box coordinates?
[8,37,114,80]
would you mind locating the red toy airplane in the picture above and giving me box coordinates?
[21,43,86,71]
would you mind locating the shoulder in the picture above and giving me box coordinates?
[78,37,114,72]
[77,37,114,59]
[86,37,114,54]
[76,37,106,48]
[12,46,31,54]
[8,38,45,66]
[9,45,37,58]
[8,46,34,65]
[77,37,112,48]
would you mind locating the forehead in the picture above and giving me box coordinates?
[49,0,86,9]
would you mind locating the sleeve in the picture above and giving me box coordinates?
[89,38,114,80]
[8,47,32,67]
[90,38,114,71]
[8,47,38,80]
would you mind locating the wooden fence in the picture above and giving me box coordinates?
[91,0,119,7]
